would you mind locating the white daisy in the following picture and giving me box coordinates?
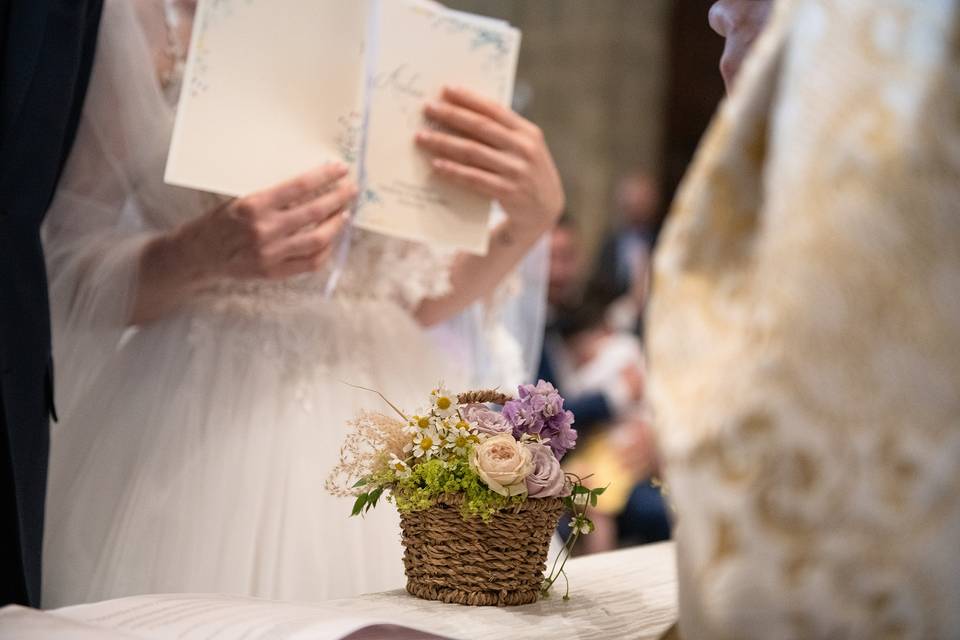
[388,454,412,479]
[430,386,458,418]
[409,412,432,431]
[432,414,455,438]
[444,422,480,456]
[412,428,441,459]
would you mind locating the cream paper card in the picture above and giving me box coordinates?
[164,0,369,198]
[165,0,520,255]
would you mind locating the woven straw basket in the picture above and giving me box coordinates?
[398,390,567,607]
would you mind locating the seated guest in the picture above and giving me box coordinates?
[591,169,662,300]
[605,241,653,337]
[649,0,960,637]
[552,297,669,552]
[540,219,641,431]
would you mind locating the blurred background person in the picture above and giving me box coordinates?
[540,219,670,552]
[604,235,653,337]
[546,216,583,312]
[541,219,642,432]
[548,292,669,553]
[591,170,662,301]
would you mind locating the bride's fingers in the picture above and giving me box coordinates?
[415,130,525,178]
[256,163,350,210]
[262,209,349,264]
[268,180,357,241]
[423,101,518,152]
[440,86,523,131]
[264,243,337,280]
[430,158,513,200]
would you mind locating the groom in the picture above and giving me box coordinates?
[0,0,104,607]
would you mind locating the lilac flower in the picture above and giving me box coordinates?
[502,400,542,435]
[519,379,565,417]
[503,381,578,460]
[543,409,577,460]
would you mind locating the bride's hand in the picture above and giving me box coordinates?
[175,163,357,281]
[415,86,565,239]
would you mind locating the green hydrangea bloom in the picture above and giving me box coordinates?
[392,455,523,521]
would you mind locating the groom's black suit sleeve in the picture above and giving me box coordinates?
[0,0,103,607]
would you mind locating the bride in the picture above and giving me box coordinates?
[42,0,563,607]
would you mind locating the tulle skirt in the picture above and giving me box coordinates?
[43,295,462,608]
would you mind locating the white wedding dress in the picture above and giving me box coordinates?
[41,0,546,608]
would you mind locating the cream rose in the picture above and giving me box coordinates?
[469,434,534,497]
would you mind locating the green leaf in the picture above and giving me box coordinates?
[351,493,369,517]
[592,485,609,496]
[352,478,369,488]
[571,485,590,495]
[590,493,598,508]
[366,487,384,512]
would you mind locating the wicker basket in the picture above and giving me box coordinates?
[397,389,567,606]
[399,494,565,606]
[400,390,564,607]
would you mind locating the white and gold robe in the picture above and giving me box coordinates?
[649,0,960,637]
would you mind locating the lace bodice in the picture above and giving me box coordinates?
[191,229,453,312]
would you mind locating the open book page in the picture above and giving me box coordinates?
[164,0,369,196]
[0,544,677,639]
[0,596,453,640]
[0,605,143,640]
[356,0,521,255]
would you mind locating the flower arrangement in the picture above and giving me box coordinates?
[326,381,605,605]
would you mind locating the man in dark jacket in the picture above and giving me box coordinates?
[0,0,104,607]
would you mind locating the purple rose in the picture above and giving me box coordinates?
[503,381,578,460]
[460,404,513,436]
[524,443,568,498]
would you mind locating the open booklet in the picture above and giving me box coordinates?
[165,0,521,255]
[0,597,453,640]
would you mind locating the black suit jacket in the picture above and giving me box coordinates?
[0,0,103,607]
